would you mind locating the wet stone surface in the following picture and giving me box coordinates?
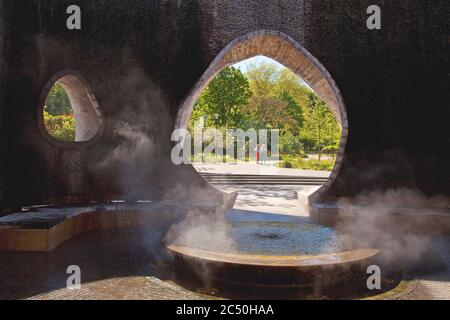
[0,228,209,300]
[171,221,344,256]
[0,227,448,300]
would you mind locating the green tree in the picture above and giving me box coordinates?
[44,84,72,116]
[245,61,279,96]
[275,68,310,108]
[188,57,342,169]
[304,92,341,160]
[241,95,291,130]
[190,67,252,128]
[277,90,304,133]
[279,131,304,156]
[245,65,309,132]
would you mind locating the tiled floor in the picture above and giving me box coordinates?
[0,225,448,300]
[0,227,208,300]
[0,172,448,300]
[399,236,450,300]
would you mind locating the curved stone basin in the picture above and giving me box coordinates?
[170,221,345,256]
[166,244,379,268]
[165,221,381,289]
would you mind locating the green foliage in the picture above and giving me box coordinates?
[43,84,75,141]
[277,90,304,132]
[190,66,252,129]
[274,68,310,108]
[45,84,72,116]
[278,156,336,171]
[322,145,339,158]
[242,95,292,130]
[245,61,279,96]
[302,92,341,157]
[189,58,342,170]
[243,64,304,134]
[279,131,305,157]
[43,111,76,141]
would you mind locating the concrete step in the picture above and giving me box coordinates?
[200,174,326,179]
[199,173,328,185]
[203,178,327,182]
[205,182,325,185]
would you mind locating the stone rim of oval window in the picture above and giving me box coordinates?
[37,69,105,148]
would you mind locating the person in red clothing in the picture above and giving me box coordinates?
[255,144,260,164]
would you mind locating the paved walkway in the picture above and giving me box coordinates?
[399,236,450,300]
[0,227,447,300]
[220,185,317,216]
[0,163,448,300]
[195,163,450,300]
[196,162,325,216]
[193,162,331,177]
[0,228,209,300]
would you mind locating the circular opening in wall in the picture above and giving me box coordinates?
[175,30,348,214]
[39,71,104,146]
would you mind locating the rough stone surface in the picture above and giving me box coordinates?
[0,1,11,208]
[176,31,344,130]
[0,228,447,300]
[0,227,210,300]
[0,1,448,214]
[399,236,450,300]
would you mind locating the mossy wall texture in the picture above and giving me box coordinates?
[0,0,448,209]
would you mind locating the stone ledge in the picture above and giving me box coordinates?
[0,200,232,252]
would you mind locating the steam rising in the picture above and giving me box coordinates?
[163,207,234,287]
[166,208,234,253]
[84,53,448,281]
[96,62,170,200]
[336,188,449,270]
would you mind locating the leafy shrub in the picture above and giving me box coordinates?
[279,131,305,156]
[281,161,293,168]
[277,155,335,171]
[44,111,76,141]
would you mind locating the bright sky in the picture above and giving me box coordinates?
[233,55,311,89]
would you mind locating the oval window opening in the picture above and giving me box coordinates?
[187,55,342,198]
[41,73,103,144]
[175,30,348,215]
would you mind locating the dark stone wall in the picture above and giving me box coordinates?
[0,0,11,209]
[0,0,448,209]
[308,0,449,198]
[1,0,217,207]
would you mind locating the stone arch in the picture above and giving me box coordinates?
[175,30,348,205]
[38,70,104,145]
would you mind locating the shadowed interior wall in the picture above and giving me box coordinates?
[307,0,449,200]
[0,1,11,209]
[0,0,448,210]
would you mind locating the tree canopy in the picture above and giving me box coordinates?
[190,66,252,128]
[44,84,72,116]
[189,59,341,159]
[43,84,76,141]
